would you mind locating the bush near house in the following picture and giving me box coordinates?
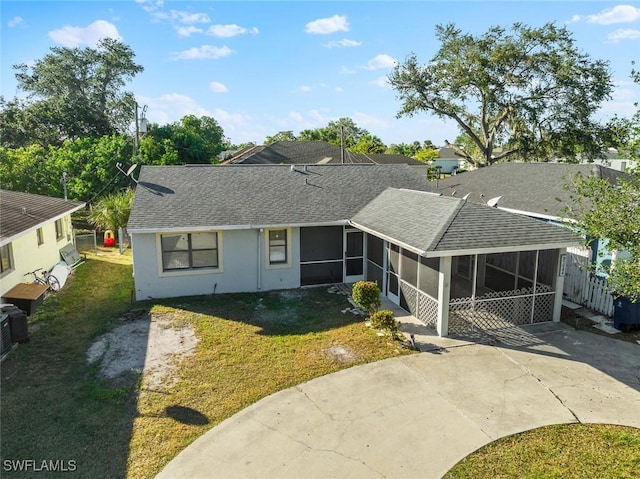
[351,281,381,315]
[370,309,398,335]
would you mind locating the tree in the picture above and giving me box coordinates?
[389,23,613,167]
[298,118,369,149]
[3,38,143,146]
[351,134,387,154]
[140,115,225,164]
[89,189,135,232]
[265,131,297,144]
[570,66,640,301]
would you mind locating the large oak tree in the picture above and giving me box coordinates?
[389,23,613,166]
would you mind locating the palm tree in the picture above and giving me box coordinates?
[89,189,134,231]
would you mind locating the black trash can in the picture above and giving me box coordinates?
[0,313,11,355]
[1,304,29,343]
[613,296,640,332]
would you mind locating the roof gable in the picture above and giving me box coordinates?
[351,188,580,256]
[0,190,85,244]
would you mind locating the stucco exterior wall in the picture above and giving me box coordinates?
[131,228,301,300]
[1,214,74,298]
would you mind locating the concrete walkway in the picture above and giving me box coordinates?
[157,323,640,479]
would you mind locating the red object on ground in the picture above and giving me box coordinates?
[103,230,116,247]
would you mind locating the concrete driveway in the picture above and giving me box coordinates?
[156,323,640,479]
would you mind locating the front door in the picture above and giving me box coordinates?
[344,229,365,283]
[387,243,400,304]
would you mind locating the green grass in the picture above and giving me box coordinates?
[445,423,640,479]
[1,251,411,478]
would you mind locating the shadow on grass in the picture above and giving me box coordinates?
[153,286,365,337]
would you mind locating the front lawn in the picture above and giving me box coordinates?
[0,251,412,479]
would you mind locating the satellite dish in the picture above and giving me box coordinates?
[487,196,502,207]
[462,192,471,200]
[126,164,138,176]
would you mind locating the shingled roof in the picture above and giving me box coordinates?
[437,163,626,219]
[351,189,580,257]
[128,164,433,232]
[223,141,423,166]
[0,190,85,245]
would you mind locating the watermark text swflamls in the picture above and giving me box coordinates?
[3,459,77,472]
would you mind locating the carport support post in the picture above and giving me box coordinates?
[553,248,567,322]
[437,256,452,336]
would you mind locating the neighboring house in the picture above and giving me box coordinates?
[0,190,85,298]
[437,162,628,315]
[128,164,579,337]
[434,146,472,174]
[222,141,423,166]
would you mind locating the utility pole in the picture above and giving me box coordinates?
[133,102,148,156]
[61,172,69,201]
[340,125,345,164]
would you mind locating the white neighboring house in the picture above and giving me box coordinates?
[0,190,85,298]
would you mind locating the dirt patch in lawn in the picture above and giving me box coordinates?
[87,310,198,388]
[323,344,359,363]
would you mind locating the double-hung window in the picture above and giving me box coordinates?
[161,232,219,271]
[268,229,288,265]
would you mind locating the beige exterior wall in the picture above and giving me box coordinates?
[1,214,74,298]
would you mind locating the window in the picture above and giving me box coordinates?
[269,229,288,264]
[55,219,64,240]
[0,244,13,275]
[161,232,219,271]
[37,228,44,246]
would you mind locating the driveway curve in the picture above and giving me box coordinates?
[157,324,640,479]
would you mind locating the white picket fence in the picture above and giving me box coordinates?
[563,247,614,317]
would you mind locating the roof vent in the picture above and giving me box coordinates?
[22,207,27,215]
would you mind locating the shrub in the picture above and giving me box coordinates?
[351,281,381,315]
[370,310,397,334]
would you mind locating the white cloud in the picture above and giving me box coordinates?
[608,28,640,42]
[362,54,396,70]
[138,93,212,125]
[153,10,210,24]
[170,45,234,60]
[587,5,640,24]
[48,20,121,48]
[298,85,313,93]
[136,0,164,13]
[8,16,25,28]
[210,81,228,93]
[176,26,203,37]
[207,24,259,38]
[369,76,391,88]
[352,112,387,131]
[340,66,356,74]
[305,14,348,34]
[323,38,362,48]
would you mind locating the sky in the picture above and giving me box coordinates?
[1,1,639,147]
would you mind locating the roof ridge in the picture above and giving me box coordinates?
[428,197,466,251]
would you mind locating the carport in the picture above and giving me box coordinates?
[350,188,580,336]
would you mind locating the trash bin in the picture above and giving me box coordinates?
[613,296,640,332]
[0,313,11,355]
[8,308,29,343]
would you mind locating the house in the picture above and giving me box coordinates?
[222,141,423,166]
[128,164,579,337]
[0,190,85,298]
[436,162,629,315]
[433,146,472,174]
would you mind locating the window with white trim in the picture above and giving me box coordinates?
[161,232,219,271]
[268,229,288,265]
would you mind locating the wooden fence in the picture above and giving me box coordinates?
[563,247,614,317]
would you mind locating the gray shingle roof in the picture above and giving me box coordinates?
[128,164,433,232]
[437,163,626,219]
[0,190,85,244]
[224,141,423,165]
[350,189,580,256]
